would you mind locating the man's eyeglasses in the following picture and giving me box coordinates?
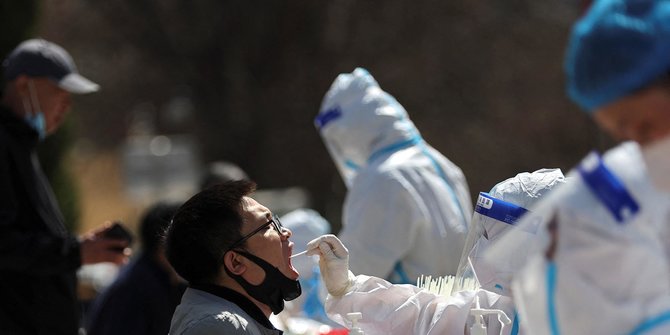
[226,215,284,252]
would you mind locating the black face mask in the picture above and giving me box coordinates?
[224,249,301,314]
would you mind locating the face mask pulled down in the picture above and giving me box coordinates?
[225,249,301,314]
[641,135,670,192]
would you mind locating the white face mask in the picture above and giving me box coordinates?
[640,135,670,192]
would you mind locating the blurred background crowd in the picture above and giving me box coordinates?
[1,0,606,238]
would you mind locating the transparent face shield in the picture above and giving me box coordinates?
[322,138,360,189]
[315,107,360,189]
[453,192,534,296]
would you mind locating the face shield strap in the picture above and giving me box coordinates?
[577,151,639,223]
[475,192,529,225]
[454,193,531,295]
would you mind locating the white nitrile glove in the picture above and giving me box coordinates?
[306,234,355,296]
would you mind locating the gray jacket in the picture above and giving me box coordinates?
[170,287,282,335]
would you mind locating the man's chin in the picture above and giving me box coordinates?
[286,255,301,280]
[284,266,300,280]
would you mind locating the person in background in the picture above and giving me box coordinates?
[315,68,472,283]
[278,208,332,324]
[86,202,186,335]
[491,1,670,333]
[0,39,130,334]
[0,39,131,334]
[165,180,301,334]
[306,169,566,335]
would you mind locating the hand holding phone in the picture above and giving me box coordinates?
[104,222,133,252]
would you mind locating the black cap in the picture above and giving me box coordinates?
[2,39,99,94]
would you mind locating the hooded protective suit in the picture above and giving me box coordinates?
[307,168,565,335]
[481,1,670,333]
[486,143,670,335]
[315,68,472,282]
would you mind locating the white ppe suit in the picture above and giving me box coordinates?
[307,236,515,335]
[326,275,514,335]
[315,68,472,282]
[487,142,670,335]
[307,169,566,335]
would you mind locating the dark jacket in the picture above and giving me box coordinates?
[0,105,82,334]
[86,253,187,335]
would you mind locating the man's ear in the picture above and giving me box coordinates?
[222,250,246,276]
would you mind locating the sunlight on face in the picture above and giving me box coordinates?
[594,85,670,146]
[239,197,298,281]
[29,78,72,134]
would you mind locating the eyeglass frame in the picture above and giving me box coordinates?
[225,214,284,253]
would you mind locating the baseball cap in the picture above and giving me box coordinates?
[2,39,99,94]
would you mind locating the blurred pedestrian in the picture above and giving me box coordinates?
[315,68,472,283]
[279,208,332,324]
[0,39,131,334]
[86,202,186,335]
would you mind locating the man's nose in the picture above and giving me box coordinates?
[281,227,292,239]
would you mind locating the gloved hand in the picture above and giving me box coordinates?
[306,234,355,296]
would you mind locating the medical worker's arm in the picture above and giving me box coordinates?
[307,235,515,335]
[340,171,423,279]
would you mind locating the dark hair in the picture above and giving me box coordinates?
[165,180,257,284]
[140,202,180,254]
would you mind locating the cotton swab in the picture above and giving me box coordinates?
[290,250,308,258]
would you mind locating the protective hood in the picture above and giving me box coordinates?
[453,168,566,296]
[489,168,566,210]
[315,68,420,188]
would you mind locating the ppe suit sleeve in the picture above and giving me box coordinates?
[340,171,424,279]
[325,274,515,335]
[0,143,81,275]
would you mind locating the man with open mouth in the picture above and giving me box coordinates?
[165,180,302,335]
